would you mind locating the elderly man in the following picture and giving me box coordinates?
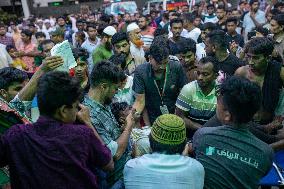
[126,23,145,66]
[124,114,205,189]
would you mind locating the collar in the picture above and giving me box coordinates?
[196,81,216,97]
[84,95,108,112]
[149,60,171,78]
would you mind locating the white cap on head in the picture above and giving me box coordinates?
[44,19,50,24]
[127,22,139,33]
[103,26,117,36]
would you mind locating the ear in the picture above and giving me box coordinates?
[55,105,69,122]
[223,110,232,123]
[0,89,8,100]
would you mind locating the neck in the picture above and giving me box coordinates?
[200,83,215,96]
[172,36,180,42]
[88,88,105,106]
[228,31,237,36]
[186,24,195,31]
[215,50,229,62]
[89,37,97,43]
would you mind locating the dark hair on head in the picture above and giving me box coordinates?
[139,15,149,22]
[206,30,227,50]
[100,14,111,24]
[269,8,280,16]
[21,29,33,39]
[76,19,84,24]
[201,22,217,31]
[37,71,82,116]
[198,56,218,73]
[109,53,128,71]
[171,12,181,18]
[6,44,15,52]
[246,37,274,57]
[0,23,6,28]
[275,2,284,9]
[162,12,169,20]
[154,27,169,37]
[217,5,226,11]
[28,23,36,28]
[75,31,86,40]
[110,102,129,125]
[226,17,238,25]
[170,18,183,27]
[249,0,259,6]
[111,32,128,45]
[272,14,284,28]
[219,76,261,124]
[149,134,186,154]
[56,16,65,21]
[72,48,89,62]
[207,3,215,8]
[176,37,196,54]
[183,13,195,23]
[97,23,107,36]
[0,67,28,90]
[90,60,123,87]
[255,26,269,36]
[86,23,97,31]
[35,31,46,39]
[41,39,54,47]
[149,36,170,63]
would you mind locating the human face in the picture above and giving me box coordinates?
[74,58,88,80]
[4,81,27,102]
[87,27,97,40]
[204,37,215,56]
[138,17,148,30]
[63,100,80,123]
[226,21,237,34]
[57,18,66,26]
[150,56,168,73]
[201,29,210,41]
[36,36,46,44]
[207,7,215,15]
[171,22,183,39]
[193,17,201,27]
[42,42,55,57]
[124,14,131,22]
[270,19,283,35]
[114,40,130,55]
[21,33,31,43]
[0,27,6,36]
[231,10,241,18]
[182,6,189,13]
[216,8,226,19]
[251,2,259,12]
[44,22,51,29]
[77,22,84,31]
[29,26,36,34]
[196,62,216,88]
[104,83,119,105]
[266,13,273,22]
[246,52,268,73]
[177,51,195,68]
[216,95,230,124]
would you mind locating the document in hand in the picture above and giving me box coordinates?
[50,40,77,72]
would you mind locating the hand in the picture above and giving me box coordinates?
[229,41,238,54]
[125,109,135,129]
[14,51,24,57]
[76,104,92,125]
[40,56,64,72]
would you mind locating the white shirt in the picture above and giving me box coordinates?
[243,10,266,41]
[182,27,201,43]
[124,153,205,189]
[81,37,100,73]
[72,31,89,47]
[196,42,206,61]
[0,44,13,69]
[130,42,145,66]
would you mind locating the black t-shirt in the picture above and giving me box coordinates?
[168,37,187,55]
[225,33,245,48]
[193,125,273,189]
[133,59,188,124]
[217,53,244,79]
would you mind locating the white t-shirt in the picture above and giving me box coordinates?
[0,44,13,69]
[182,27,201,43]
[196,42,206,61]
[124,153,205,189]
[243,10,266,41]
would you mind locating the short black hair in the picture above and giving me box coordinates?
[183,13,195,23]
[100,14,111,24]
[37,71,82,116]
[198,56,218,73]
[86,23,97,31]
[111,32,128,45]
[41,39,55,47]
[0,67,28,90]
[249,0,259,6]
[170,18,183,27]
[201,22,217,31]
[176,37,196,54]
[207,3,215,8]
[153,27,169,37]
[90,60,123,87]
[255,26,269,36]
[109,53,128,71]
[149,134,186,155]
[220,76,261,124]
[110,101,129,125]
[217,5,226,11]
[206,30,227,50]
[274,2,284,9]
[272,14,284,28]
[149,36,170,63]
[246,37,274,57]
[226,17,238,25]
[21,29,33,39]
[56,16,65,21]
[72,48,89,62]
[35,31,46,39]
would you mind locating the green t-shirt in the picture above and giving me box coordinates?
[92,44,112,64]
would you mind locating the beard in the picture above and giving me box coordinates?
[132,39,144,48]
[105,42,112,51]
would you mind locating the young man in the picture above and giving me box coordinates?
[270,14,284,61]
[176,56,218,136]
[168,18,186,55]
[81,23,100,74]
[216,5,227,31]
[0,24,14,47]
[126,22,145,66]
[92,26,116,64]
[193,76,273,189]
[242,0,266,41]
[83,61,134,188]
[182,13,201,43]
[138,15,155,50]
[124,114,204,189]
[0,71,113,188]
[205,30,244,82]
[132,37,187,125]
[203,4,218,24]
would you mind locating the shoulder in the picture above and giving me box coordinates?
[135,62,150,73]
[180,81,197,95]
[235,65,248,76]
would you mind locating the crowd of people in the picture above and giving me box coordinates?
[0,0,284,188]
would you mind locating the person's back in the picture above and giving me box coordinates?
[124,114,204,189]
[193,125,273,189]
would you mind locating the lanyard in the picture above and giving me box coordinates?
[153,64,169,104]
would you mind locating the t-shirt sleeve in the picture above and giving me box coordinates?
[88,130,112,168]
[132,68,145,94]
[176,83,193,112]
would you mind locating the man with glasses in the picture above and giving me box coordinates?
[132,36,187,126]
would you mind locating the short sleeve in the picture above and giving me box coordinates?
[132,68,145,94]
[175,83,194,112]
[88,130,112,168]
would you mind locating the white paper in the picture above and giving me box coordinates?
[50,40,76,72]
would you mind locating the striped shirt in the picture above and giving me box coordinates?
[176,80,217,124]
[140,27,155,48]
